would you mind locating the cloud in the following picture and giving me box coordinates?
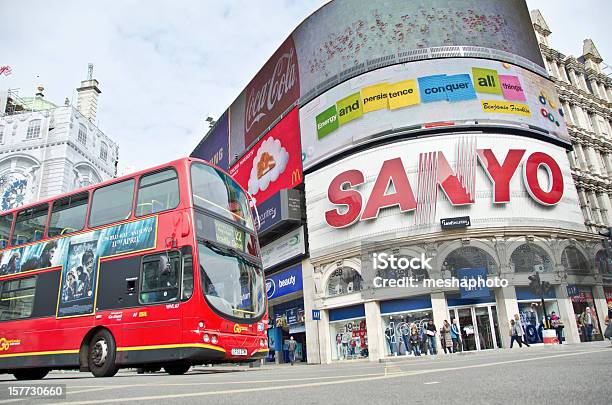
[0,0,325,173]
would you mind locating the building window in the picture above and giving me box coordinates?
[441,246,499,277]
[100,142,108,161]
[0,125,4,143]
[561,246,590,273]
[510,244,553,273]
[326,267,363,297]
[78,123,87,145]
[26,120,41,139]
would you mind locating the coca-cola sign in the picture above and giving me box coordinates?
[244,36,300,147]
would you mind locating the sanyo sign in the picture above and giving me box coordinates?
[325,143,566,228]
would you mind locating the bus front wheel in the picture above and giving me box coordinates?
[89,329,118,377]
[13,368,50,380]
[164,362,191,375]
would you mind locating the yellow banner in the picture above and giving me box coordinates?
[361,83,390,113]
[481,100,531,116]
[387,79,420,110]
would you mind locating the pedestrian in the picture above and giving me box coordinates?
[604,302,612,347]
[288,336,297,365]
[510,319,527,348]
[550,311,564,344]
[409,326,421,356]
[441,320,453,354]
[514,314,530,347]
[580,307,596,342]
[425,319,438,355]
[450,319,462,352]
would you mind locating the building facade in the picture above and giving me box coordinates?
[0,77,118,214]
[192,0,612,364]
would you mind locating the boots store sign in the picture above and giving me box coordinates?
[305,134,586,256]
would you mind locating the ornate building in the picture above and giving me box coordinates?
[532,10,612,233]
[0,73,118,211]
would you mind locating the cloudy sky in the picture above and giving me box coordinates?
[1,0,609,173]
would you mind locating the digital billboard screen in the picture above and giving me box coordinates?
[299,58,569,170]
[219,0,544,166]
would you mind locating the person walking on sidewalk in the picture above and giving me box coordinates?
[409,325,421,356]
[441,320,453,353]
[514,314,530,347]
[288,336,297,365]
[580,307,596,342]
[450,319,462,352]
[510,319,527,348]
[551,312,564,344]
[425,319,438,355]
[604,302,612,347]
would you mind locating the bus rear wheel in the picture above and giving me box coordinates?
[164,362,191,375]
[89,329,118,377]
[13,368,50,380]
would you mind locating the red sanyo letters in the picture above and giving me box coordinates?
[325,149,564,228]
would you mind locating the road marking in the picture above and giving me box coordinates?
[424,381,439,385]
[38,348,609,405]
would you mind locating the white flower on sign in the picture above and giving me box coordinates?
[248,137,289,195]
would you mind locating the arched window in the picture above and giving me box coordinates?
[510,244,553,273]
[326,267,363,297]
[100,142,108,161]
[26,120,41,139]
[78,123,87,145]
[441,246,498,278]
[595,249,610,275]
[561,246,590,273]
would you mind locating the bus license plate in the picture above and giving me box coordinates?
[231,348,247,356]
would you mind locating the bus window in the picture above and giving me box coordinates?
[0,276,37,321]
[89,179,135,228]
[11,204,48,246]
[181,250,193,301]
[191,163,254,231]
[0,213,12,249]
[139,252,180,304]
[135,169,179,217]
[48,192,89,238]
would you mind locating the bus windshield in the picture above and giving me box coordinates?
[191,162,254,231]
[199,242,265,320]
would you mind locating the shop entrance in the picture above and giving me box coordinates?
[450,305,500,351]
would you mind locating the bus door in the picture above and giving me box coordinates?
[121,251,184,349]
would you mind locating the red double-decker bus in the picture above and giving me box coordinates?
[0,157,268,380]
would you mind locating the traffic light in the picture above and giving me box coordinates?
[528,272,541,295]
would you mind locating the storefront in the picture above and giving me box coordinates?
[516,287,560,344]
[571,286,604,342]
[445,296,500,351]
[265,264,306,363]
[329,305,368,361]
[380,297,432,356]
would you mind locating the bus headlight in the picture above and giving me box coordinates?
[203,333,210,343]
[198,321,205,329]
[259,339,265,347]
[211,335,218,344]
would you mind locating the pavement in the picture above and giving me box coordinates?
[1,341,611,404]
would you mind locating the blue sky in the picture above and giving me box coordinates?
[1,0,609,173]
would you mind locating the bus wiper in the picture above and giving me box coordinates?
[203,240,261,268]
